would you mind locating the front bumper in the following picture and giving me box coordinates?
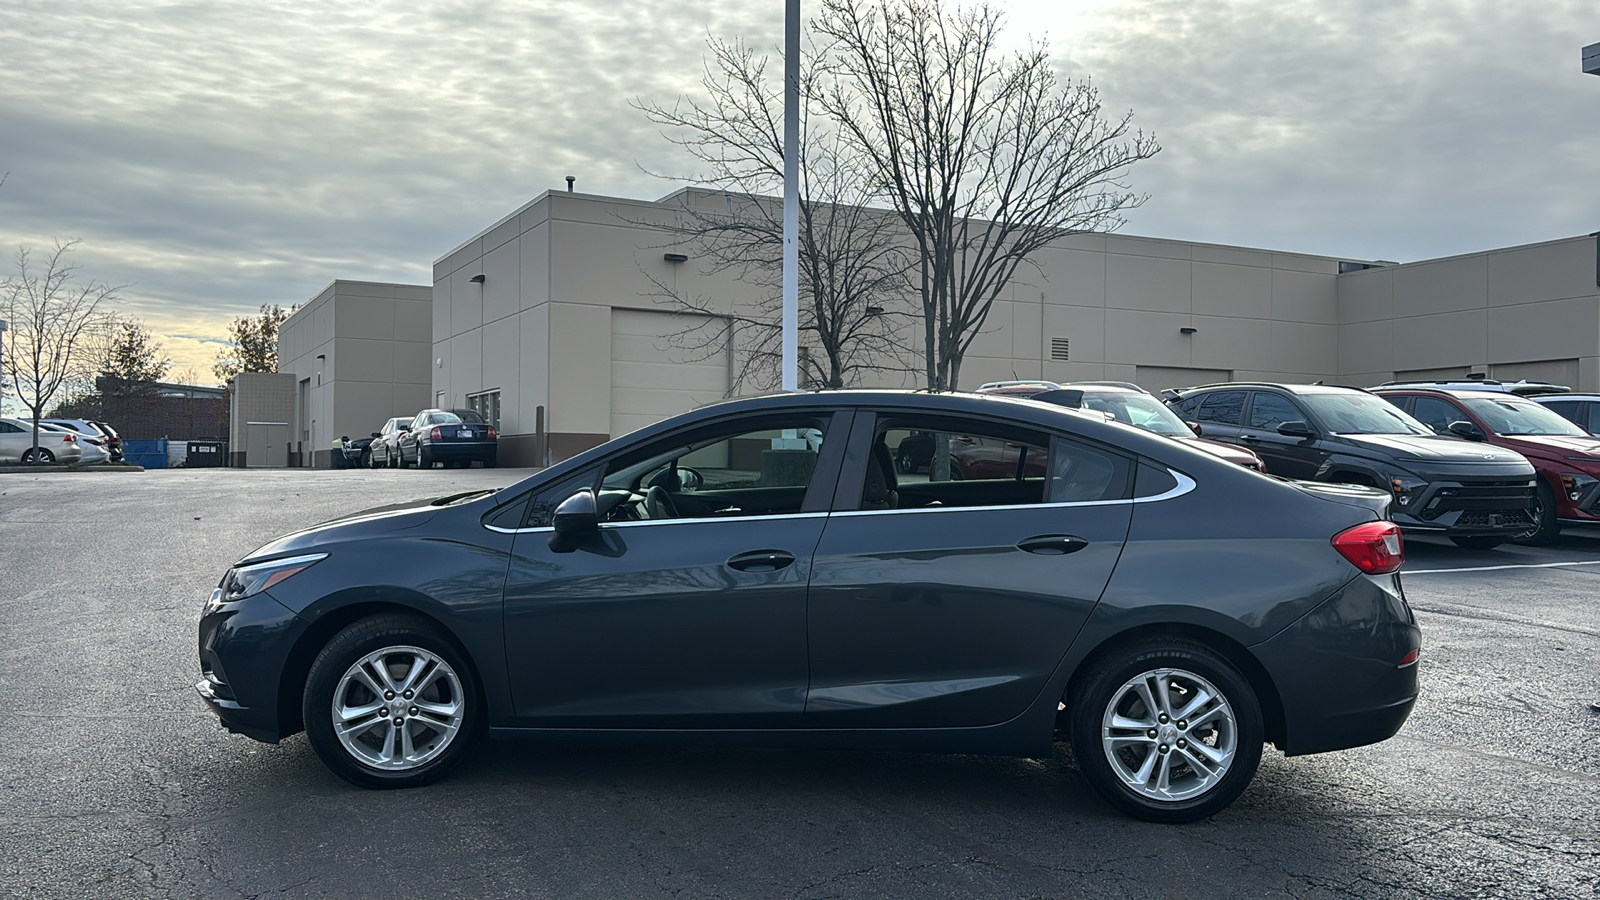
[1389,478,1535,537]
[196,589,304,743]
[1251,572,1420,756]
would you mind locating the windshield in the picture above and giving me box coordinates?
[1300,393,1431,435]
[1461,397,1587,436]
[1079,391,1191,437]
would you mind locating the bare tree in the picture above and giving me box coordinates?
[213,304,292,383]
[815,0,1161,391]
[635,37,917,392]
[1,240,123,462]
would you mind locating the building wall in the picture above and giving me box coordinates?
[1337,236,1600,391]
[279,280,433,467]
[432,191,1354,465]
[226,372,296,467]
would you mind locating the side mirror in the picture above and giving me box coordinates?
[1448,420,1485,441]
[552,489,600,536]
[1187,421,1203,437]
[1277,420,1316,438]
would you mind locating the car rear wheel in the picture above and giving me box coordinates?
[1514,481,1561,546]
[420,448,433,469]
[1450,536,1504,551]
[303,615,477,789]
[21,448,55,464]
[1069,638,1263,823]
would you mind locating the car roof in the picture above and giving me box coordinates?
[1532,393,1600,401]
[1371,386,1549,401]
[1376,379,1569,396]
[1167,382,1373,398]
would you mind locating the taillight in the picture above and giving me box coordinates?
[63,434,76,443]
[430,426,442,440]
[1332,521,1404,574]
[487,426,497,439]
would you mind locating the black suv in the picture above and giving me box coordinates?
[1166,383,1537,549]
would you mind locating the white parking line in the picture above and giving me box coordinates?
[1405,560,1600,575]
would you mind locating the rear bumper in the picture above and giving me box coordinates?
[422,441,497,462]
[1252,573,1420,756]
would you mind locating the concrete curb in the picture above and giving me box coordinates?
[0,463,146,475]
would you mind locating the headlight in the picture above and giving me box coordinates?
[220,553,328,602]
[1389,476,1428,506]
[1559,473,1599,504]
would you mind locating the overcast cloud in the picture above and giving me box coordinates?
[0,0,1594,381]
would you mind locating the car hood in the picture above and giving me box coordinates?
[1180,436,1261,467]
[1495,434,1600,462]
[238,492,491,563]
[1344,433,1526,464]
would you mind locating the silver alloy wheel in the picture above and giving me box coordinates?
[331,645,465,771]
[1101,667,1237,802]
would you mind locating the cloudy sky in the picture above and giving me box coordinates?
[1,0,1595,382]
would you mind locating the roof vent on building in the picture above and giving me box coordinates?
[565,176,575,192]
[1050,337,1070,361]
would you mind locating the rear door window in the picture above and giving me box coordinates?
[1195,392,1246,426]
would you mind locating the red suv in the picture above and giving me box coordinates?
[1375,388,1600,544]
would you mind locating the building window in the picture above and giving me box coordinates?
[468,389,501,433]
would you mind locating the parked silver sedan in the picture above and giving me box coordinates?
[35,422,110,464]
[0,417,85,464]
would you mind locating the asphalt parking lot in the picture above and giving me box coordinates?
[2,469,1597,899]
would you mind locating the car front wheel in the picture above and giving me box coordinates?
[1069,638,1263,823]
[303,615,477,789]
[1515,481,1561,546]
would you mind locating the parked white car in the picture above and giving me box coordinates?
[0,417,84,464]
[36,422,110,464]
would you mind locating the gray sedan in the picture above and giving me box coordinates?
[1,417,85,464]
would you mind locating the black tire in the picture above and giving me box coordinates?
[1514,480,1561,546]
[21,448,55,464]
[483,456,496,469]
[359,449,371,469]
[420,448,433,470]
[1069,637,1263,823]
[303,614,479,789]
[1450,536,1505,551]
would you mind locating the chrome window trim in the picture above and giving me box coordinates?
[485,511,831,535]
[483,471,1193,532]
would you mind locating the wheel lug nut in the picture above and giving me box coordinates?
[384,691,395,700]
[1147,728,1159,739]
[1158,744,1169,754]
[404,690,414,699]
[1177,739,1187,749]
[409,706,418,716]
[393,717,403,726]
[1158,714,1169,724]
[1177,720,1187,730]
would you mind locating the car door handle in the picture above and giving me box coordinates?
[1016,535,1089,555]
[1240,434,1262,443]
[726,550,797,573]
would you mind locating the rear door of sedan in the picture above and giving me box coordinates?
[803,410,1136,728]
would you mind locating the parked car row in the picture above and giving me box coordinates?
[1154,378,1600,548]
[0,417,122,465]
[345,409,498,470]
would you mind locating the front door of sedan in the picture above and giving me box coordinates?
[499,411,849,727]
[804,413,1135,728]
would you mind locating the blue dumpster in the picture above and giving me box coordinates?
[122,439,169,469]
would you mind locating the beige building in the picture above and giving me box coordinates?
[227,371,295,467]
[427,189,1598,467]
[277,280,433,468]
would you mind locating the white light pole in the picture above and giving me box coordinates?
[0,318,7,413]
[781,0,800,392]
